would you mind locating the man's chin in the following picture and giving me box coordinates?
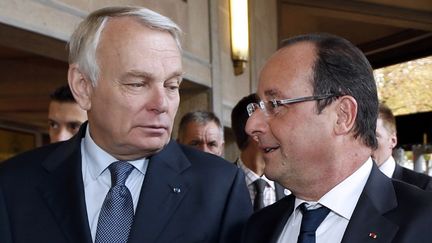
[118,138,169,159]
[139,139,169,153]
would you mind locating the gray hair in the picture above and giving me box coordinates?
[68,6,182,86]
[178,111,224,142]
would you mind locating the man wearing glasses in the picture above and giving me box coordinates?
[241,33,432,243]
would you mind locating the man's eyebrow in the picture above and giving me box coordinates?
[122,70,153,79]
[171,71,184,77]
[166,71,184,81]
[67,121,84,124]
[121,70,184,80]
[263,89,281,98]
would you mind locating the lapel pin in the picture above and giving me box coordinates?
[368,232,378,239]
[172,187,181,193]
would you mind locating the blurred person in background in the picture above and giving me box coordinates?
[177,111,224,156]
[48,85,87,143]
[373,103,432,190]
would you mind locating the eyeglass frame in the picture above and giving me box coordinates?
[246,93,339,117]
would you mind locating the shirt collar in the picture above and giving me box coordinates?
[83,126,147,180]
[238,157,275,189]
[378,156,396,178]
[294,158,373,220]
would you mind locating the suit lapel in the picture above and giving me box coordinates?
[36,125,92,243]
[392,163,403,180]
[269,195,295,243]
[341,165,399,243]
[128,141,190,243]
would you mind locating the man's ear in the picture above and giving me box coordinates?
[390,132,397,149]
[68,64,92,111]
[334,96,357,135]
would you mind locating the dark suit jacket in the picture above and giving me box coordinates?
[0,125,252,243]
[393,163,432,191]
[242,164,432,243]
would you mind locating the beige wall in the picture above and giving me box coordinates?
[0,0,212,86]
[216,0,278,160]
[0,0,278,161]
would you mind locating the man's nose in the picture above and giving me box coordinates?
[246,110,267,139]
[53,128,73,142]
[148,86,168,113]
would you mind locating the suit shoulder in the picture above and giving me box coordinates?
[178,143,238,172]
[387,179,432,235]
[392,179,432,205]
[0,142,62,174]
[398,167,432,190]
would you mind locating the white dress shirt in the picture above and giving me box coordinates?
[277,158,373,243]
[238,158,277,207]
[378,156,396,178]
[81,127,149,242]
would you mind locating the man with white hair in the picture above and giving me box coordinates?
[0,6,252,243]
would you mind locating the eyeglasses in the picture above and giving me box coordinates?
[246,94,338,117]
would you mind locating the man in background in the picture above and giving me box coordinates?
[231,94,288,211]
[177,111,225,156]
[373,103,432,190]
[48,85,87,143]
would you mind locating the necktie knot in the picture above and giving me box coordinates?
[109,161,134,187]
[253,178,267,193]
[299,203,330,232]
[297,203,330,243]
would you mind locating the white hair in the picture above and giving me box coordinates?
[68,6,182,85]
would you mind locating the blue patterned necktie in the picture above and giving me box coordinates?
[95,161,135,243]
[297,203,330,243]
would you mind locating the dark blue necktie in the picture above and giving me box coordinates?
[253,178,267,211]
[297,203,330,243]
[95,161,134,243]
